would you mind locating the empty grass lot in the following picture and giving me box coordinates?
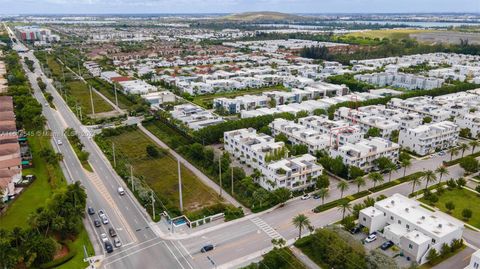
[86,77,135,109]
[420,188,480,229]
[143,120,192,150]
[103,128,222,213]
[347,29,437,40]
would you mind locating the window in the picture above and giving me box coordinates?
[398,220,402,225]
[384,212,386,216]
[406,224,410,229]
[390,216,394,221]
[408,244,413,249]
[363,217,366,221]
[473,262,478,269]
[432,239,436,244]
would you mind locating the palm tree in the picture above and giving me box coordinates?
[317,188,329,205]
[292,214,311,239]
[338,200,352,220]
[410,174,423,195]
[448,147,459,161]
[386,162,397,182]
[460,143,469,158]
[401,158,412,177]
[435,166,449,184]
[368,172,384,189]
[337,181,349,199]
[353,177,366,193]
[422,170,437,190]
[469,140,479,154]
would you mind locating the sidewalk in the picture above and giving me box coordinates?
[290,246,322,269]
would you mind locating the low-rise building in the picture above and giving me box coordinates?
[213,95,269,114]
[465,249,480,269]
[171,104,224,130]
[455,111,480,138]
[359,193,464,265]
[398,121,459,156]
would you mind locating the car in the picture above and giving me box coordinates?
[365,234,377,243]
[380,240,394,250]
[100,233,108,242]
[201,244,214,253]
[109,227,117,237]
[117,187,125,196]
[98,210,105,218]
[313,193,320,199]
[57,140,63,145]
[438,151,446,156]
[87,207,95,215]
[44,102,49,106]
[114,238,122,248]
[350,226,362,234]
[104,241,113,253]
[102,216,109,225]
[93,219,101,227]
[301,194,311,200]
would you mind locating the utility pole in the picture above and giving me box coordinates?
[178,159,183,212]
[77,61,81,76]
[112,142,116,167]
[151,191,155,219]
[219,156,222,197]
[78,106,83,121]
[130,165,134,192]
[89,85,95,116]
[231,166,234,195]
[114,84,119,108]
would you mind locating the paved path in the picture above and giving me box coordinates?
[138,123,248,212]
[290,246,322,269]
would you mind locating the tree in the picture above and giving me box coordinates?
[349,166,365,180]
[460,128,472,138]
[365,127,381,138]
[385,162,397,182]
[422,170,437,190]
[448,147,459,161]
[426,248,439,264]
[459,156,479,174]
[146,145,160,158]
[410,174,423,195]
[338,200,352,220]
[401,158,412,177]
[354,177,366,193]
[445,201,455,213]
[290,144,308,156]
[440,243,450,258]
[476,185,480,194]
[368,172,384,189]
[469,140,479,154]
[316,188,329,205]
[337,181,349,199]
[422,116,432,124]
[252,189,269,209]
[462,208,473,221]
[435,166,449,184]
[272,188,291,205]
[292,214,311,239]
[459,143,469,158]
[374,157,393,171]
[316,174,330,189]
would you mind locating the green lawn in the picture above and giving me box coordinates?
[66,80,113,114]
[192,85,287,108]
[103,128,222,213]
[57,226,94,269]
[86,77,135,109]
[0,133,66,229]
[346,29,438,40]
[143,120,192,150]
[420,188,480,228]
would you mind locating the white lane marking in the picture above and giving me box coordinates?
[105,237,160,260]
[163,241,186,269]
[178,241,193,259]
[171,241,194,269]
[102,240,166,267]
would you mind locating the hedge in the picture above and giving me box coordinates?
[39,241,77,269]
[444,151,480,166]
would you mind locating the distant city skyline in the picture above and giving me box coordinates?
[0,0,479,15]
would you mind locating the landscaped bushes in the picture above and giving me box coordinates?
[39,241,77,269]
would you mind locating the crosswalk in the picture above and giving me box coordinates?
[250,217,284,240]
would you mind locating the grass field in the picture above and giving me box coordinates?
[86,77,135,110]
[103,128,222,213]
[192,85,286,108]
[420,188,480,229]
[57,227,94,269]
[143,120,192,150]
[346,29,438,40]
[0,133,65,229]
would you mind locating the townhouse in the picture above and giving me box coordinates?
[387,97,451,122]
[398,121,459,156]
[171,104,224,130]
[335,106,400,138]
[455,111,480,138]
[213,95,269,114]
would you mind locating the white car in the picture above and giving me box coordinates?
[114,238,122,248]
[365,234,377,243]
[301,194,311,200]
[57,140,63,145]
[100,233,108,243]
[117,187,125,196]
[102,216,109,225]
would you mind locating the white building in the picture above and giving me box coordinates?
[118,80,157,95]
[455,111,480,138]
[213,95,269,114]
[465,249,480,269]
[359,193,464,265]
[387,97,451,122]
[142,91,176,109]
[171,104,224,130]
[330,138,400,171]
[399,121,459,156]
[335,107,400,138]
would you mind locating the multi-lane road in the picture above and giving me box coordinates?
[7,24,480,269]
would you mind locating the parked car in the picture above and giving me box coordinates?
[301,194,311,200]
[102,216,109,225]
[201,244,214,253]
[93,219,101,227]
[109,227,117,237]
[100,233,108,243]
[380,240,394,250]
[104,241,113,253]
[114,238,122,248]
[438,151,446,156]
[365,234,377,243]
[350,226,362,234]
[87,207,95,215]
[118,187,125,196]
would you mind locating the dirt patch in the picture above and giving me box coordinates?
[54,244,69,260]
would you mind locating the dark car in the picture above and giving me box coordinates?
[313,194,320,199]
[109,227,117,237]
[380,241,394,250]
[93,219,101,227]
[104,241,113,253]
[87,207,95,215]
[200,244,214,253]
[350,226,362,234]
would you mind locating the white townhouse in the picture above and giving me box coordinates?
[171,104,224,130]
[297,115,363,145]
[359,194,464,265]
[465,250,480,269]
[398,121,459,156]
[335,107,400,138]
[118,80,157,95]
[329,138,400,172]
[213,95,269,114]
[455,111,480,138]
[387,97,451,122]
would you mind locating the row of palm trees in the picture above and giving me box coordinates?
[448,140,480,161]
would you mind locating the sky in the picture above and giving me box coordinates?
[0,0,479,15]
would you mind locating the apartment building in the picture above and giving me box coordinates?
[335,107,400,138]
[398,121,459,156]
[329,138,400,172]
[455,111,480,138]
[213,95,269,114]
[223,128,322,191]
[387,97,451,122]
[297,115,363,145]
[171,104,224,130]
[359,193,464,265]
